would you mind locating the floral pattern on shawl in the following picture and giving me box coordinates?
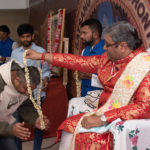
[122,75,134,89]
[143,55,150,61]
[129,129,139,150]
[115,121,125,133]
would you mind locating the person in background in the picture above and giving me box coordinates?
[67,18,105,117]
[0,25,18,65]
[79,18,105,97]
[0,60,49,150]
[11,24,50,150]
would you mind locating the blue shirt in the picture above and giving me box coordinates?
[81,40,105,97]
[11,42,50,99]
[0,37,14,57]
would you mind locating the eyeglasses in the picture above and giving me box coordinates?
[105,41,119,48]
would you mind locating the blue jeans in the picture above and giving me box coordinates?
[0,136,16,150]
[14,111,22,150]
[33,128,43,150]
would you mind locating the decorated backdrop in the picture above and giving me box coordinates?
[72,0,150,96]
[73,0,150,54]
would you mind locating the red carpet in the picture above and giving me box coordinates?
[42,77,68,137]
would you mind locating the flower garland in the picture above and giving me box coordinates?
[74,70,81,97]
[52,9,63,53]
[23,51,45,129]
[47,13,53,53]
[47,9,64,70]
[47,9,64,53]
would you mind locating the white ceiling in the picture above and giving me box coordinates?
[0,0,29,9]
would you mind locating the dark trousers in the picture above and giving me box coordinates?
[0,136,16,150]
[14,97,45,150]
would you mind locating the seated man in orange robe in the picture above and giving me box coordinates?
[25,21,150,150]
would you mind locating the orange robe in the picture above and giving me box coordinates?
[53,47,150,149]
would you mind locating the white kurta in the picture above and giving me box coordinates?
[0,60,27,124]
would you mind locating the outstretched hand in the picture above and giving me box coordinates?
[26,49,42,60]
[13,122,31,140]
[26,49,53,63]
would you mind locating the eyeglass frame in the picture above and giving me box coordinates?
[105,41,120,48]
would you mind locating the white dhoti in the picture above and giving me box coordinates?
[59,131,74,150]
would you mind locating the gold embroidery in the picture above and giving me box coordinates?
[69,52,150,150]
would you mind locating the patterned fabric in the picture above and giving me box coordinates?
[67,97,94,118]
[55,47,150,149]
[95,52,150,116]
[110,119,150,150]
[67,90,102,117]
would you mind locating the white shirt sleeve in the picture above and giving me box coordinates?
[5,42,19,63]
[81,48,85,56]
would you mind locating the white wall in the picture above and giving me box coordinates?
[0,10,29,41]
[0,0,29,9]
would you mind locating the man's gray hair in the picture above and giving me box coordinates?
[11,61,40,86]
[103,21,142,50]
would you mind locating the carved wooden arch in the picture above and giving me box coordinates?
[72,0,150,54]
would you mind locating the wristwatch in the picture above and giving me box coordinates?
[100,115,108,126]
